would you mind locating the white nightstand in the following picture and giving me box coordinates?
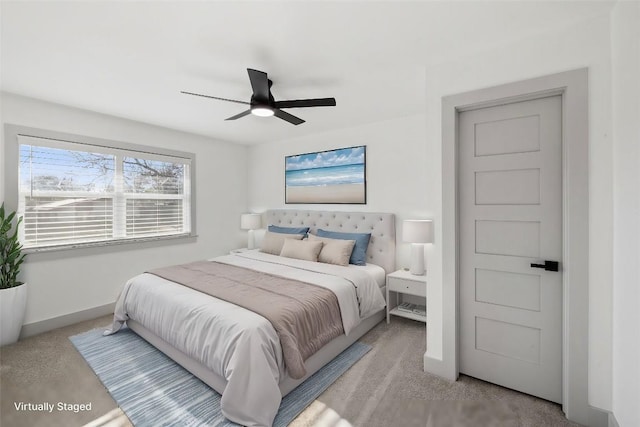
[229,247,251,255]
[386,269,427,324]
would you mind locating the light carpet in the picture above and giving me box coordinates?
[70,327,370,427]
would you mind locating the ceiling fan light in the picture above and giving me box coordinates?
[251,106,274,117]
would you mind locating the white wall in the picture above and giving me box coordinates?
[611,1,640,426]
[247,12,615,414]
[248,113,433,272]
[0,92,248,326]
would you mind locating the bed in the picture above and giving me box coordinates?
[105,209,396,427]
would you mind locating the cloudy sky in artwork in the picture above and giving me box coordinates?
[286,146,365,171]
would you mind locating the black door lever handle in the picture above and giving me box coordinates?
[530,260,559,272]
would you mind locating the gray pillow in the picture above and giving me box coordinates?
[308,234,356,266]
[260,231,304,255]
[279,239,324,262]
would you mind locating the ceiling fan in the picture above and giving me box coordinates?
[181,68,336,125]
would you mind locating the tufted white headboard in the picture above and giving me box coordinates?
[265,209,396,274]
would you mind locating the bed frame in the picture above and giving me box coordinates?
[128,209,396,397]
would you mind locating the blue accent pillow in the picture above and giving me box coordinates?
[316,229,371,266]
[268,225,310,236]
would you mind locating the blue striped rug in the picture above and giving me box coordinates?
[70,327,370,426]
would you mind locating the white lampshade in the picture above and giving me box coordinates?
[240,213,262,230]
[402,220,434,244]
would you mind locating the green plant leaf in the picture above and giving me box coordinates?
[0,204,27,288]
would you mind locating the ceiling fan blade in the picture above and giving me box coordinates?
[274,98,336,109]
[273,109,305,125]
[181,91,250,105]
[225,109,252,121]
[247,69,270,101]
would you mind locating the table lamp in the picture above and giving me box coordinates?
[403,219,434,275]
[240,213,262,250]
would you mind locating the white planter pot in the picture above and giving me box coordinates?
[0,283,27,346]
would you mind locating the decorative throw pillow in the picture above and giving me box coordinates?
[279,239,323,262]
[308,234,356,266]
[268,225,310,236]
[260,231,304,255]
[316,229,371,266]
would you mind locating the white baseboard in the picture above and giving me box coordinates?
[584,407,609,427]
[19,302,115,339]
[608,412,620,427]
[423,352,457,381]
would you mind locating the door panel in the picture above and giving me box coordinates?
[475,220,541,257]
[475,169,540,205]
[475,268,541,311]
[474,115,541,156]
[459,95,562,403]
[475,317,541,364]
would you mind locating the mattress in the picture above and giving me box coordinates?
[353,262,386,287]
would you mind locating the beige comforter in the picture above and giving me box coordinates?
[147,260,344,379]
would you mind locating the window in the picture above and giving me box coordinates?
[15,133,194,250]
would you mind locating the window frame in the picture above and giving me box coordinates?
[4,124,197,253]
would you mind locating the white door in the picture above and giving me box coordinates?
[459,95,563,403]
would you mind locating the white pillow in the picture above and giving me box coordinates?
[280,239,324,262]
[260,231,304,255]
[308,234,356,266]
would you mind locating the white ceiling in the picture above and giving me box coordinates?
[1,1,614,145]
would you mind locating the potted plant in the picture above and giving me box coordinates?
[0,202,27,346]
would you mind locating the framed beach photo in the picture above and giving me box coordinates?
[285,146,367,204]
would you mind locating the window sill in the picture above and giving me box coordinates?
[23,233,198,257]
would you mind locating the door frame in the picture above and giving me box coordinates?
[438,69,591,424]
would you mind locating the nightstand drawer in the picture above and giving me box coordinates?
[388,276,426,297]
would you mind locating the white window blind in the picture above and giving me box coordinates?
[18,135,192,250]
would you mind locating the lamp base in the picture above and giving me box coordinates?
[410,243,425,275]
[247,229,256,250]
